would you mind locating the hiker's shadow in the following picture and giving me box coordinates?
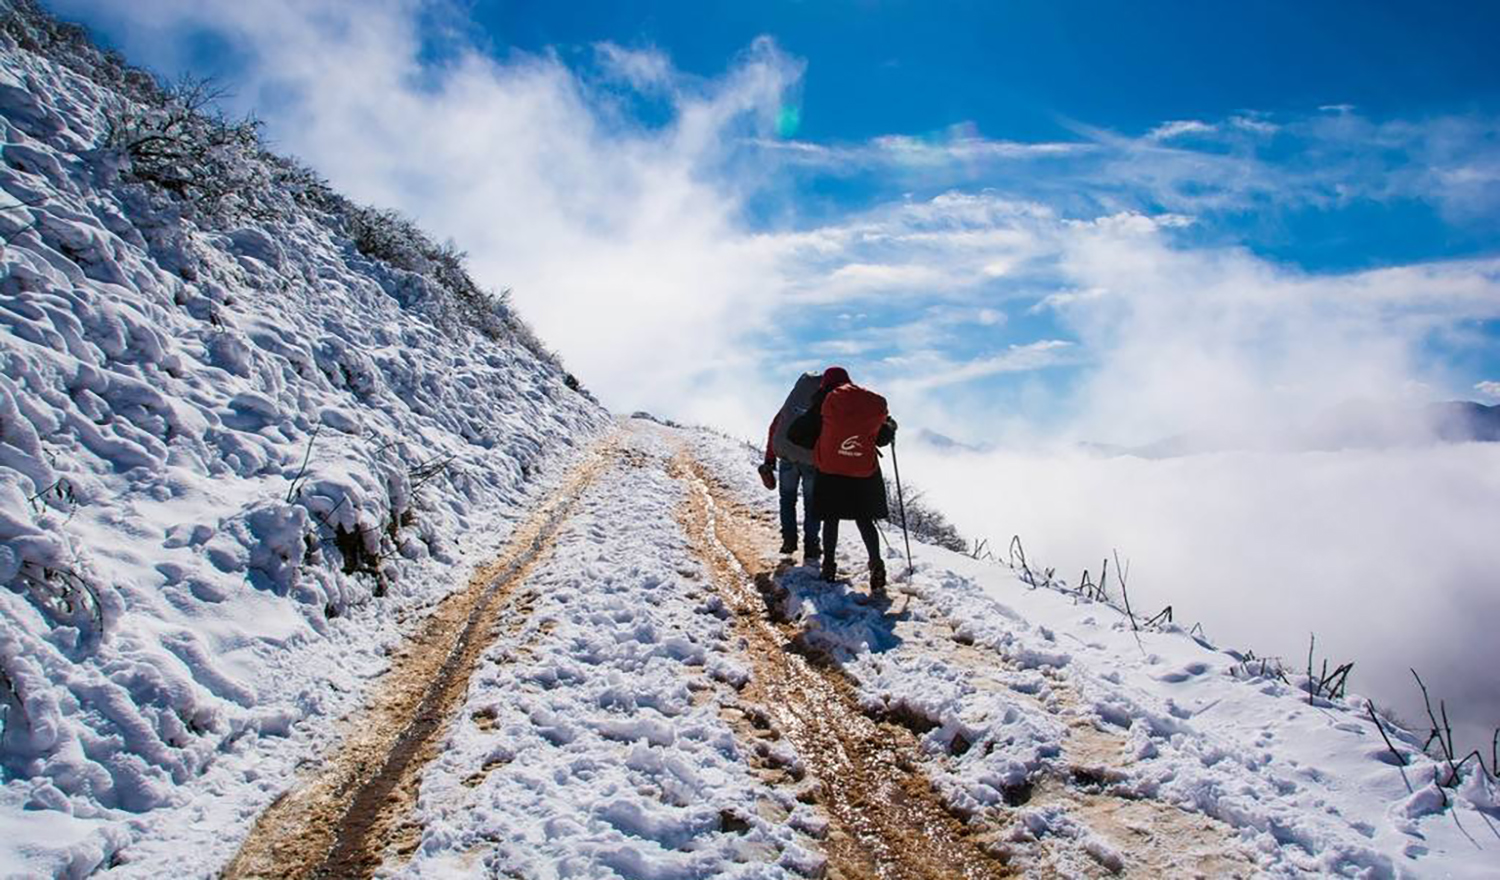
[757,561,909,671]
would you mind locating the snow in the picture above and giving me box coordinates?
[397,428,823,878]
[684,427,1499,878]
[0,15,608,876]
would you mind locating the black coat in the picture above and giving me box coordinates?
[813,469,889,521]
[789,390,896,521]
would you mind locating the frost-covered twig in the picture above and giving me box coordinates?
[1232,649,1290,684]
[1114,549,1138,631]
[0,661,26,742]
[1075,568,1093,602]
[17,566,106,638]
[1450,750,1492,785]
[1367,702,1408,767]
[1366,702,1414,794]
[408,453,457,493]
[1306,635,1316,706]
[285,424,322,502]
[1412,669,1465,790]
[1008,535,1036,588]
[56,568,105,637]
[26,476,75,518]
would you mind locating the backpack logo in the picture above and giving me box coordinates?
[838,435,863,457]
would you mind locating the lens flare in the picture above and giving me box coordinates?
[776,104,801,138]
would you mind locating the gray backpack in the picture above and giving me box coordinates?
[771,372,822,464]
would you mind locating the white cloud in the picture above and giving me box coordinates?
[887,340,1075,394]
[593,42,675,93]
[54,0,808,431]
[823,262,951,294]
[1029,287,1107,314]
[753,129,1090,173]
[1229,114,1279,135]
[1053,218,1500,444]
[1476,380,1500,400]
[777,190,1500,443]
[1146,119,1215,140]
[868,132,1085,162]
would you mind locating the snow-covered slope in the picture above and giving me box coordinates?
[682,427,1498,878]
[0,4,608,874]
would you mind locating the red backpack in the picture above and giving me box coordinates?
[815,384,888,477]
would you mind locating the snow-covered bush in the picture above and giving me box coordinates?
[102,75,266,221]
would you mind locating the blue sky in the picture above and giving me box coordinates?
[54,0,1500,443]
[476,1,1500,137]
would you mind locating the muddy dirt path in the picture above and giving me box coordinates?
[223,437,618,880]
[673,453,1013,880]
[675,450,1255,879]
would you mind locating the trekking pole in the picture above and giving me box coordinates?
[890,436,915,583]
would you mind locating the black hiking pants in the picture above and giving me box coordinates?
[822,518,880,563]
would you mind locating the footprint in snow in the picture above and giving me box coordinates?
[1155,661,1210,683]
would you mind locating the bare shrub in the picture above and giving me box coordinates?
[103,75,268,220]
[886,483,967,553]
[1303,633,1354,704]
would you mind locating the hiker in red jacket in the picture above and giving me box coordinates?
[787,366,896,591]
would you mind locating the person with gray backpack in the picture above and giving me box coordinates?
[758,371,824,564]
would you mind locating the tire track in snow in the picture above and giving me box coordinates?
[223,434,620,880]
[672,451,1013,880]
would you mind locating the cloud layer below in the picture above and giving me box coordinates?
[905,441,1500,753]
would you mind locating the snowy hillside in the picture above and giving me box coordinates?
[0,3,608,874]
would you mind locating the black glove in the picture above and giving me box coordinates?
[757,461,776,490]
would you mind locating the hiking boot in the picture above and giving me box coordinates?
[868,559,887,592]
[803,543,822,566]
[779,538,797,555]
[820,557,838,582]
